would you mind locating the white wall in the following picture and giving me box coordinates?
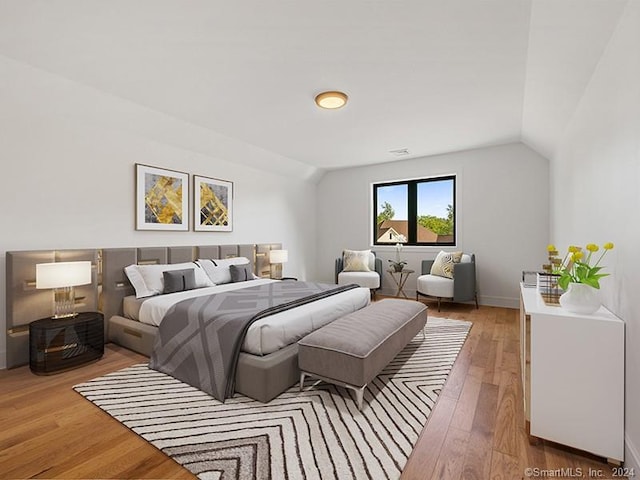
[546,0,640,469]
[0,56,318,370]
[316,143,550,307]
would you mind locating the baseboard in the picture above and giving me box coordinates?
[625,433,640,469]
[478,295,519,309]
[378,289,518,309]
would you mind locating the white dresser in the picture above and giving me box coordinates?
[519,283,624,462]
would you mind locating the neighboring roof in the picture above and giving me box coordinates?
[377,220,440,243]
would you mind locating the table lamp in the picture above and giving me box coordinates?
[36,261,92,319]
[269,249,288,280]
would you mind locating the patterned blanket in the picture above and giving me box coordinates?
[149,281,358,401]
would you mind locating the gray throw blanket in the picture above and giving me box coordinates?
[149,281,358,401]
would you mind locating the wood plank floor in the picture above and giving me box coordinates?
[0,303,620,479]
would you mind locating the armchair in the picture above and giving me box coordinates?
[416,253,478,311]
[335,250,383,299]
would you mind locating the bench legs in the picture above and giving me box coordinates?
[300,371,367,411]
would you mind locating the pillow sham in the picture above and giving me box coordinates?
[342,249,374,272]
[197,257,252,285]
[124,262,214,298]
[163,269,196,294]
[230,263,254,283]
[430,251,463,279]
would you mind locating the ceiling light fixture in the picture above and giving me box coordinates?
[315,91,348,109]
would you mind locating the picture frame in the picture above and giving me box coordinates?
[194,175,233,232]
[135,163,189,231]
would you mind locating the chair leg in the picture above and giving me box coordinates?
[475,293,479,309]
[437,297,441,312]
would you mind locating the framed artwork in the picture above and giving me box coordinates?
[135,164,189,231]
[194,175,233,232]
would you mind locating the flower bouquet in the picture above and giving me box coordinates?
[547,242,614,290]
[388,243,407,272]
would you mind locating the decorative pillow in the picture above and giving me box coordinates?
[230,264,254,283]
[197,257,252,285]
[124,262,214,298]
[342,249,374,272]
[430,251,463,279]
[124,264,150,298]
[163,269,196,294]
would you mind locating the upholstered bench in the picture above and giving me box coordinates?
[298,298,428,410]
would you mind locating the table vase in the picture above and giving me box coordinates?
[559,282,600,314]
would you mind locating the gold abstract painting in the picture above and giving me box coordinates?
[194,175,233,232]
[136,164,189,231]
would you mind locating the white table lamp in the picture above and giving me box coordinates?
[269,249,288,279]
[36,261,92,318]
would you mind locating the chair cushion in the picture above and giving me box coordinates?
[430,250,463,278]
[338,271,380,289]
[417,274,454,298]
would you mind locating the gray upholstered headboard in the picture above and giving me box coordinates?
[5,243,281,368]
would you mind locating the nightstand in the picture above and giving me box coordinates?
[29,311,104,375]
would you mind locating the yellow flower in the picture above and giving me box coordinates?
[568,245,580,253]
[604,242,614,250]
[572,251,584,261]
[586,244,599,252]
[547,244,557,252]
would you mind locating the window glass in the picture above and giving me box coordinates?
[375,184,408,244]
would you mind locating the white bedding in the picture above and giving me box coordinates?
[125,279,371,356]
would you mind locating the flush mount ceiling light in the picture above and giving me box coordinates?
[315,91,348,109]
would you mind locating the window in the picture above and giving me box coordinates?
[373,175,456,246]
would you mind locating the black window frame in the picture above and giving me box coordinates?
[372,175,456,247]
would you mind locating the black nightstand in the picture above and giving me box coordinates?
[29,312,104,375]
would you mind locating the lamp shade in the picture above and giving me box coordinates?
[36,261,92,289]
[269,249,288,264]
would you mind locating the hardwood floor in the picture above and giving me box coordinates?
[0,304,619,479]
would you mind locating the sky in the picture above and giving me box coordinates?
[377,179,453,220]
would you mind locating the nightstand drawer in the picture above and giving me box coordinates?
[29,312,104,375]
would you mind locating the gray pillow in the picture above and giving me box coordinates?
[163,268,197,294]
[230,263,254,283]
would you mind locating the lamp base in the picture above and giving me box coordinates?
[53,286,78,319]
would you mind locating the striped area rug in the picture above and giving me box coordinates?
[74,318,471,480]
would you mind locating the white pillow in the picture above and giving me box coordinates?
[430,251,463,279]
[342,249,374,272]
[197,257,252,285]
[124,262,214,298]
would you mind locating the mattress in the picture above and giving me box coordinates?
[122,279,371,356]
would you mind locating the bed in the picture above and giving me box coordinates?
[101,244,370,402]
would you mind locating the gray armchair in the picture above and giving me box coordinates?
[416,253,478,311]
[335,251,383,299]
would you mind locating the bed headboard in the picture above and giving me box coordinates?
[5,243,281,368]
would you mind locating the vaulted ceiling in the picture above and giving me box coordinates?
[0,0,630,172]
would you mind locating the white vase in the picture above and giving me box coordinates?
[559,283,600,315]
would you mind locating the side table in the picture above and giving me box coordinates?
[387,269,415,299]
[29,311,104,375]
